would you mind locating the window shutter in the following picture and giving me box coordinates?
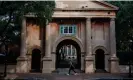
[60,25,63,34]
[73,25,77,34]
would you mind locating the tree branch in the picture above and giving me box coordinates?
[0,10,13,38]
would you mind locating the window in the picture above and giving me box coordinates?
[69,26,72,33]
[60,25,77,35]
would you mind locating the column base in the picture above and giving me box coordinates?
[42,57,52,73]
[85,56,94,73]
[16,57,29,73]
[109,57,119,73]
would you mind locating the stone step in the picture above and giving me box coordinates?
[53,68,82,74]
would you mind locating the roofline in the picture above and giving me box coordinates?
[54,1,119,11]
[94,1,119,10]
[54,8,118,11]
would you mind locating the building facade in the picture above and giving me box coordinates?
[16,1,119,73]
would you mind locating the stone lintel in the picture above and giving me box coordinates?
[110,18,115,21]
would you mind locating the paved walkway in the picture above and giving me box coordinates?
[3,73,133,80]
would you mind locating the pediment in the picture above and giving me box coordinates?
[55,0,118,10]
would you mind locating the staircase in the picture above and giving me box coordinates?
[52,68,82,74]
[95,69,108,73]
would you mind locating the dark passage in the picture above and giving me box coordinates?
[31,49,41,72]
[95,49,106,72]
[54,39,81,74]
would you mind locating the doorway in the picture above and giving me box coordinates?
[55,39,81,73]
[31,49,41,72]
[95,49,105,72]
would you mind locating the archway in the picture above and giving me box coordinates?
[31,49,41,72]
[95,49,105,72]
[56,39,81,70]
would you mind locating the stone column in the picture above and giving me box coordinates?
[86,18,92,56]
[45,24,51,57]
[42,23,52,73]
[85,18,94,73]
[109,18,119,73]
[16,17,28,73]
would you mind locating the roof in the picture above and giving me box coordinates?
[55,0,119,11]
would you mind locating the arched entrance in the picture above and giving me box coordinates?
[31,49,41,72]
[95,49,105,72]
[56,39,81,70]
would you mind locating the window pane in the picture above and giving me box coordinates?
[64,26,68,33]
[60,25,77,34]
[69,26,72,33]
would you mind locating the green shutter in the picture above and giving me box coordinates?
[60,25,63,34]
[73,25,76,35]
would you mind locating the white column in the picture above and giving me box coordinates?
[86,18,92,56]
[20,17,27,57]
[110,18,116,57]
[45,24,51,57]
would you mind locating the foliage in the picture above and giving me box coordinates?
[108,1,133,52]
[0,1,55,64]
[0,1,55,45]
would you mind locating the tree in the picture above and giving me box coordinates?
[108,1,133,52]
[0,1,55,46]
[0,1,55,64]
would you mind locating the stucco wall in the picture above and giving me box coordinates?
[91,19,110,51]
[26,18,42,54]
[26,18,110,55]
[50,19,85,51]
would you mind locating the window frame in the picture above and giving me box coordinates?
[60,24,77,35]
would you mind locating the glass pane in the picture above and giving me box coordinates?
[64,26,68,33]
[69,26,72,33]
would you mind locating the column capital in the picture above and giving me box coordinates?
[110,18,115,21]
[86,17,91,21]
[22,16,26,21]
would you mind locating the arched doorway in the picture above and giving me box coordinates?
[56,39,81,71]
[31,49,41,72]
[95,49,105,72]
